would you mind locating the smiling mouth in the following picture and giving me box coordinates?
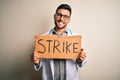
[58,20,65,25]
[59,21,64,25]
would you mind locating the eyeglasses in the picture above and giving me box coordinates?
[55,13,70,20]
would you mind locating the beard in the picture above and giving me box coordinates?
[54,20,67,29]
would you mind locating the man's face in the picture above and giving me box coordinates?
[54,9,70,29]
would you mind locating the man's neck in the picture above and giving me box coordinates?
[54,27,67,35]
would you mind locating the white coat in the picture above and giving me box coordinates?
[34,28,87,80]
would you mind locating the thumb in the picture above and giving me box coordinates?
[81,48,84,52]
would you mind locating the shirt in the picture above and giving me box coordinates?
[52,28,68,80]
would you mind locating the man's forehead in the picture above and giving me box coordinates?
[57,9,70,15]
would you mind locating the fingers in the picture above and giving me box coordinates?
[77,48,86,62]
[78,48,84,55]
[31,53,39,61]
[81,48,84,52]
[30,52,40,64]
[31,53,39,59]
[79,52,86,61]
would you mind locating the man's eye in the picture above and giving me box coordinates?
[64,15,68,18]
[57,14,61,16]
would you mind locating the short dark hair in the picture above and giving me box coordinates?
[56,4,72,16]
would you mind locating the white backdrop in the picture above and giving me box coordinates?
[0,0,120,80]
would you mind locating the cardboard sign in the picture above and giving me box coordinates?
[34,35,81,59]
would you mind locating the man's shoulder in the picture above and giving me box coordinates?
[67,28,81,36]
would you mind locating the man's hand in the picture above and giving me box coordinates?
[76,48,87,62]
[30,52,40,64]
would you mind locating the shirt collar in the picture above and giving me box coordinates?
[52,27,68,35]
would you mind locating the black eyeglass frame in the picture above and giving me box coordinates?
[55,13,70,20]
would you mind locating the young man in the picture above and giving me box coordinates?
[31,4,87,80]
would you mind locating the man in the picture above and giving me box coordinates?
[31,4,87,80]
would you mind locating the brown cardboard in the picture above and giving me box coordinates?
[34,35,81,59]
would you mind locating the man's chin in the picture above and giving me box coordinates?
[56,26,66,29]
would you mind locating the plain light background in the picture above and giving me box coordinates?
[0,0,120,80]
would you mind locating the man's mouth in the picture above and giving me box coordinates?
[58,20,65,25]
[59,22,64,25]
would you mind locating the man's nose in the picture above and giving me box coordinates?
[60,16,64,20]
